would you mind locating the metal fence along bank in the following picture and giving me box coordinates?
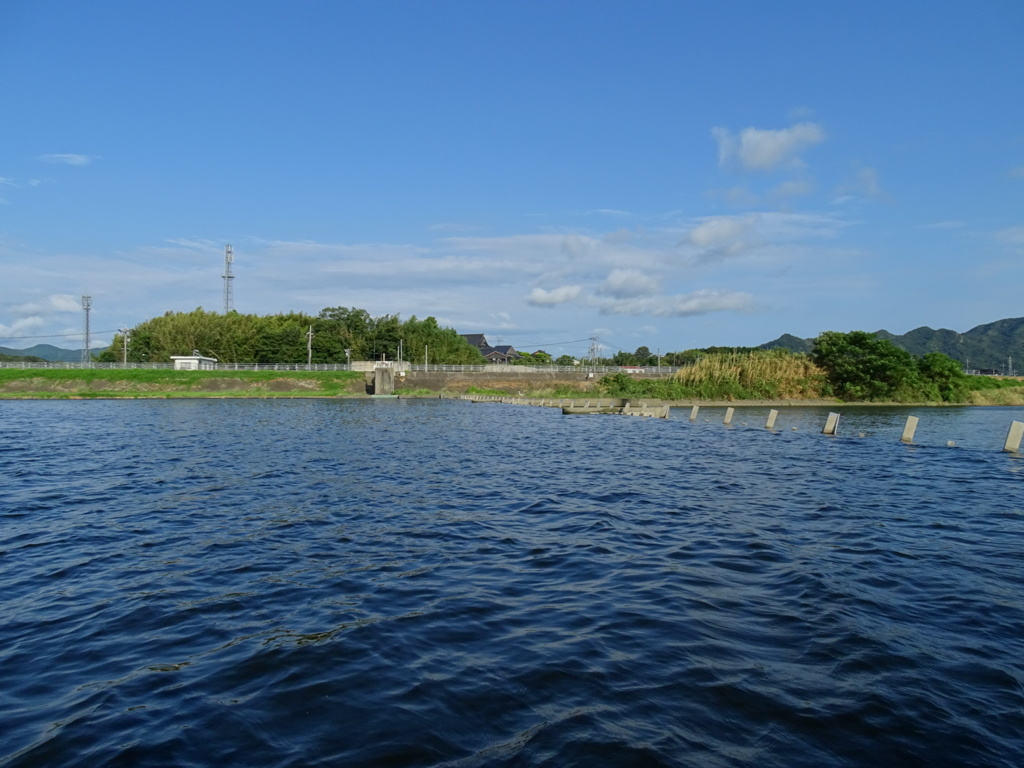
[0,361,681,375]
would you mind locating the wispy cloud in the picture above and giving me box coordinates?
[38,153,95,166]
[995,227,1024,245]
[711,122,825,171]
[921,220,966,230]
[0,316,46,340]
[592,289,754,317]
[526,285,583,306]
[686,214,764,261]
[837,167,884,200]
[598,269,659,299]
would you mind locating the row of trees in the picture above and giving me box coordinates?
[811,330,969,402]
[96,307,486,365]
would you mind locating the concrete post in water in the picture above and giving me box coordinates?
[901,416,919,444]
[765,409,778,429]
[822,412,840,435]
[1004,421,1024,453]
[689,405,699,422]
[724,407,734,425]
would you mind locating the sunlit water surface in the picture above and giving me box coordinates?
[2,399,1023,767]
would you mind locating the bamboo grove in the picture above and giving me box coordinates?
[97,307,486,365]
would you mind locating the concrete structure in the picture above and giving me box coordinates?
[171,355,218,371]
[901,416,920,443]
[1004,421,1024,453]
[822,412,840,435]
[373,363,395,395]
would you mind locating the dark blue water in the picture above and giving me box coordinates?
[2,399,1023,767]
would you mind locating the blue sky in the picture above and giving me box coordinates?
[2,1,1023,360]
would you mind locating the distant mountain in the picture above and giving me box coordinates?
[760,317,1024,373]
[0,344,93,362]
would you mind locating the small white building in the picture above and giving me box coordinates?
[170,353,218,370]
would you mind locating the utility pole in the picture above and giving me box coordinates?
[425,344,428,370]
[81,296,92,365]
[120,327,130,364]
[306,325,313,367]
[587,335,600,369]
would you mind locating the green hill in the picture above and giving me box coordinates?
[0,344,95,362]
[761,317,1024,373]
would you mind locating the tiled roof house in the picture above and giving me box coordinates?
[460,334,524,364]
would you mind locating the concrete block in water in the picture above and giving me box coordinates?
[901,416,919,444]
[1004,421,1024,453]
[822,412,840,435]
[723,407,734,425]
[765,409,778,429]
[689,405,699,422]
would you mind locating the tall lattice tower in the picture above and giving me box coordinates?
[223,244,235,313]
[81,295,92,364]
[588,335,601,368]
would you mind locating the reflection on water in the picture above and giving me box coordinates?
[2,399,1023,767]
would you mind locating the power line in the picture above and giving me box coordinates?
[0,329,120,341]
[496,336,593,348]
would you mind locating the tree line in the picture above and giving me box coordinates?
[600,331,975,403]
[96,307,486,365]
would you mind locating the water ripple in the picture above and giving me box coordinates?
[2,399,1023,767]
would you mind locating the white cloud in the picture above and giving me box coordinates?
[49,294,84,312]
[593,289,754,317]
[712,122,825,171]
[38,153,95,166]
[687,214,763,260]
[587,208,632,217]
[598,269,659,299]
[837,167,883,200]
[526,285,583,306]
[0,316,45,340]
[771,179,814,198]
[11,294,83,315]
[995,227,1024,245]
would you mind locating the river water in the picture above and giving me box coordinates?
[2,399,1023,767]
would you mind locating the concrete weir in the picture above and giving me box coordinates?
[459,398,1024,453]
[373,364,395,395]
[462,395,670,418]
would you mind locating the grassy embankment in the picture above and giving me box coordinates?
[0,368,366,399]
[3,359,1022,403]
[961,376,1024,406]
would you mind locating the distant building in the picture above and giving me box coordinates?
[170,353,218,370]
[460,333,524,364]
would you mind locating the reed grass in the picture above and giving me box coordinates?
[670,350,828,399]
